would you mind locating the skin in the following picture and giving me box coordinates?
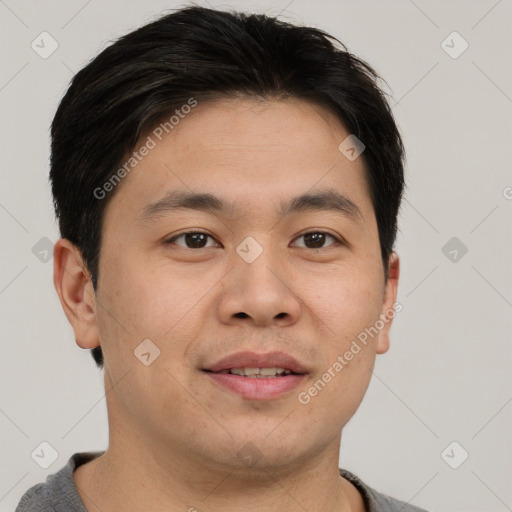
[54,97,399,512]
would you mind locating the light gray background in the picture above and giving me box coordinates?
[1,1,511,511]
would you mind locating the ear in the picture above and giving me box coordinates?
[376,251,400,355]
[53,238,100,350]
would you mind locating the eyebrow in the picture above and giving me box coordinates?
[139,188,363,223]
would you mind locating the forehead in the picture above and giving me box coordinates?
[103,97,373,223]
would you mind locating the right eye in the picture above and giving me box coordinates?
[164,231,221,249]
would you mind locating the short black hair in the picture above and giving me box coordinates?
[50,6,405,370]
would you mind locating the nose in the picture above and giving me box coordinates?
[216,246,302,328]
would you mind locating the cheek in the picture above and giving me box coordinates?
[99,252,207,337]
[295,351,375,440]
[299,265,382,396]
[304,264,384,336]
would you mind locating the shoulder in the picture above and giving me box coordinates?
[15,451,104,512]
[15,483,51,512]
[339,468,430,512]
[368,491,429,512]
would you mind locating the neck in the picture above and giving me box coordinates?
[73,371,365,511]
[73,430,365,512]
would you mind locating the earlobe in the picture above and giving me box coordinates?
[53,239,100,350]
[376,252,400,355]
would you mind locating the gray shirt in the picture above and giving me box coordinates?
[15,451,429,511]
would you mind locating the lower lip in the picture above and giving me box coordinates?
[204,371,306,400]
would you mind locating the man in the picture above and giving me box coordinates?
[16,6,427,511]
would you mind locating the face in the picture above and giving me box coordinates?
[57,97,399,473]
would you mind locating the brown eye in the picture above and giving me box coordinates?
[292,231,339,249]
[167,232,219,248]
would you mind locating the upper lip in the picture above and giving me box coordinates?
[204,351,308,374]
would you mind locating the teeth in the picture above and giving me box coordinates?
[259,367,283,376]
[226,367,292,377]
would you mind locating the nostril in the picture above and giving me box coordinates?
[235,312,248,318]
[275,312,287,319]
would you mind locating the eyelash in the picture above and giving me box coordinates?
[164,230,343,249]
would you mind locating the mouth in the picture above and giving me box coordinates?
[203,350,308,374]
[202,351,308,400]
[203,367,299,377]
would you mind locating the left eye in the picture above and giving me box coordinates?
[166,232,220,249]
[292,232,339,249]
